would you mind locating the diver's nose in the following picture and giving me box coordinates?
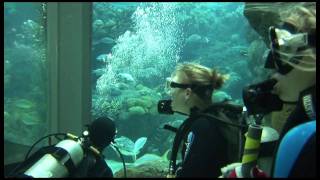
[269,73,282,94]
[270,72,282,81]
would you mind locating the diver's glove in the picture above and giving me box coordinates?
[219,163,268,178]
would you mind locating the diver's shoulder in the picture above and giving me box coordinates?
[192,114,218,131]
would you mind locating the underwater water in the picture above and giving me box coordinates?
[90,2,268,176]
[4,2,48,147]
[4,2,274,177]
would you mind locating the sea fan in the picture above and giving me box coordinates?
[112,136,147,161]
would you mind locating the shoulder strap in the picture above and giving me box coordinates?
[168,106,215,176]
[302,93,316,120]
[198,113,247,129]
[168,107,248,175]
[168,115,198,176]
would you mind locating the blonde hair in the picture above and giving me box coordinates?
[173,62,228,98]
[277,4,316,72]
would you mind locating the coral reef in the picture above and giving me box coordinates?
[128,106,146,116]
[4,3,47,146]
[112,150,170,178]
[114,159,168,178]
[4,98,47,146]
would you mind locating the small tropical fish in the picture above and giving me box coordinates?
[239,50,248,56]
[96,54,108,62]
[15,99,34,109]
[203,37,210,43]
[118,73,135,83]
[92,68,106,76]
[93,37,116,46]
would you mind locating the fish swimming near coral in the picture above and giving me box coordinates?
[92,68,106,76]
[231,46,248,56]
[96,54,108,62]
[14,99,34,110]
[185,34,210,46]
[118,73,135,83]
[93,36,116,46]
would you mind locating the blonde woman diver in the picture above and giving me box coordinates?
[159,62,246,177]
[267,5,316,178]
[221,4,316,178]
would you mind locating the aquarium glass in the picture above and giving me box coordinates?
[4,2,48,146]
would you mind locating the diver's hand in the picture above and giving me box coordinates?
[219,162,241,178]
[219,163,268,178]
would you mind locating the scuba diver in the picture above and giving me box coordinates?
[158,63,247,177]
[5,116,116,178]
[71,116,116,178]
[221,4,316,178]
[268,5,316,177]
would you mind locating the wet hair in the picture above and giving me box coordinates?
[280,4,316,34]
[173,62,229,99]
[277,4,316,72]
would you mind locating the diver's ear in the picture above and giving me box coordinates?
[185,88,192,100]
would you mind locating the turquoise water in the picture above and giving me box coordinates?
[4,2,266,176]
[4,2,48,147]
[91,2,259,174]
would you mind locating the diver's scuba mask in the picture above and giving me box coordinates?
[161,78,185,115]
[242,78,297,116]
[264,22,316,75]
[165,77,212,96]
[161,77,213,115]
[164,77,191,95]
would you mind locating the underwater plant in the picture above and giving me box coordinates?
[111,136,147,162]
[108,149,170,175]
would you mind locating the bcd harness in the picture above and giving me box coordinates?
[164,102,249,177]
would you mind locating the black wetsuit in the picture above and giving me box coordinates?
[71,151,113,178]
[176,105,242,178]
[280,86,316,139]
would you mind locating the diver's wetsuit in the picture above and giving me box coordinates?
[280,86,316,139]
[71,150,113,178]
[176,111,231,177]
[271,85,316,177]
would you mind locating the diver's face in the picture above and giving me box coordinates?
[271,56,316,102]
[267,26,316,102]
[168,72,192,115]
